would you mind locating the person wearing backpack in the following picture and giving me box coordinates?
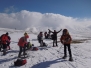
[1,32,10,55]
[60,29,73,61]
[48,29,62,47]
[18,32,29,58]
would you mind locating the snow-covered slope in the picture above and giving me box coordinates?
[0,27,91,68]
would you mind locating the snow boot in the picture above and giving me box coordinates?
[69,57,73,61]
[62,55,67,59]
[3,50,6,55]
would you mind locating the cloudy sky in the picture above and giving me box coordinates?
[0,0,91,30]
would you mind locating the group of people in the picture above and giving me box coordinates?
[37,29,73,61]
[0,28,73,61]
[0,32,29,57]
[0,32,11,55]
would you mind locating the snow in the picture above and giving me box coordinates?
[0,28,91,68]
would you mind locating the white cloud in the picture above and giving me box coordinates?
[0,10,91,31]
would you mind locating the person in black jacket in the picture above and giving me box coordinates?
[48,29,62,47]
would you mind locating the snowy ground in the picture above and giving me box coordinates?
[0,28,91,68]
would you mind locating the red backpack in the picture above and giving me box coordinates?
[32,47,38,51]
[14,59,27,66]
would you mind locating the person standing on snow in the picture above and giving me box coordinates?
[18,32,29,58]
[44,32,48,39]
[60,29,73,61]
[48,29,62,47]
[37,32,43,46]
[47,29,51,39]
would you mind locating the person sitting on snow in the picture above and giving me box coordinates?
[18,32,29,58]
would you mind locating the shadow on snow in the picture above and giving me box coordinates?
[31,58,67,68]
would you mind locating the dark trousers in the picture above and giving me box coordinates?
[53,39,57,46]
[64,44,72,57]
[0,44,3,51]
[18,46,26,57]
[2,43,7,49]
[2,43,7,55]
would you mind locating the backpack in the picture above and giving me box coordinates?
[14,59,27,66]
[32,47,38,51]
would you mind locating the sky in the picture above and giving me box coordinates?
[0,0,91,30]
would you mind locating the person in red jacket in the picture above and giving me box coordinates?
[1,32,9,55]
[60,29,73,61]
[18,32,29,58]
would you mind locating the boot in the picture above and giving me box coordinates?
[62,55,67,59]
[3,49,6,55]
[69,57,73,61]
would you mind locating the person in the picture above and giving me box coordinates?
[0,32,10,55]
[37,32,43,46]
[60,29,73,61]
[48,29,62,47]
[0,36,2,51]
[18,32,29,58]
[47,29,51,39]
[44,32,47,39]
[7,33,11,50]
